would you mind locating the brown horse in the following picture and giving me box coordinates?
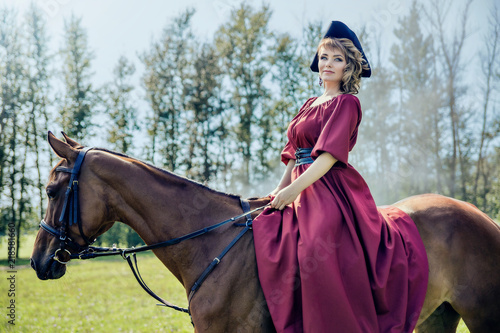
[31,133,500,333]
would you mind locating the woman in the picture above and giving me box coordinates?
[253,21,428,332]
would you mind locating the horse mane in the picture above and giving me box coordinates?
[92,147,242,201]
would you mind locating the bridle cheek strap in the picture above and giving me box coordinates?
[40,146,95,264]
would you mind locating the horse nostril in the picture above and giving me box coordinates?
[30,258,36,270]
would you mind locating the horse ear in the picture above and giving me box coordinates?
[48,131,78,160]
[61,131,82,148]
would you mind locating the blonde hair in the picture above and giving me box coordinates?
[316,37,369,95]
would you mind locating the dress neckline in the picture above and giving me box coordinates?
[307,95,340,109]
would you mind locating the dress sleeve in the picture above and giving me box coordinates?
[281,140,295,165]
[311,94,361,166]
[280,97,317,166]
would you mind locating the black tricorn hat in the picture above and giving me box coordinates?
[310,21,371,78]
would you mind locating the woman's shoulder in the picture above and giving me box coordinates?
[339,93,360,105]
[335,94,361,113]
[323,94,362,124]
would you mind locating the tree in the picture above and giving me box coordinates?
[24,3,53,221]
[0,8,24,200]
[183,43,228,184]
[215,4,273,188]
[0,8,29,258]
[300,20,324,99]
[473,4,500,213]
[390,1,444,196]
[257,31,312,189]
[351,25,400,204]
[141,9,195,172]
[424,0,473,198]
[59,14,96,141]
[104,56,137,154]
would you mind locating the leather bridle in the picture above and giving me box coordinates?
[37,146,269,322]
[39,147,95,264]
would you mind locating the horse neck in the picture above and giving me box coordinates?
[95,151,243,286]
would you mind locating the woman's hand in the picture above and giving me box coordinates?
[268,186,283,197]
[268,188,278,197]
[270,185,300,210]
[270,152,338,210]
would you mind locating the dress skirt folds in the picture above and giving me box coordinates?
[252,94,428,333]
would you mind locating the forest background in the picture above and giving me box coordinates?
[1,0,499,254]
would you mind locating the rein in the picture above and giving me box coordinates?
[38,147,269,321]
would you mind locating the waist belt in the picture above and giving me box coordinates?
[295,147,314,166]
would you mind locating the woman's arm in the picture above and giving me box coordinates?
[271,152,337,210]
[269,159,296,196]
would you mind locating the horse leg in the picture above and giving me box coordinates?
[414,302,461,333]
[460,315,500,333]
[451,290,500,333]
[445,250,500,333]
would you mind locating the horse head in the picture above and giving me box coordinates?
[31,132,116,280]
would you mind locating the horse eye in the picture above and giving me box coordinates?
[46,188,56,199]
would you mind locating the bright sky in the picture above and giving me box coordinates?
[3,0,493,87]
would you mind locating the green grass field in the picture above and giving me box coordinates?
[1,235,192,333]
[1,235,471,332]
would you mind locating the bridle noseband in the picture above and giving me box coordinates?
[39,147,95,264]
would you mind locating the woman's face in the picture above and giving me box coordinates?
[318,46,346,86]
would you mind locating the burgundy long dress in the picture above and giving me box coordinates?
[253,94,428,333]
